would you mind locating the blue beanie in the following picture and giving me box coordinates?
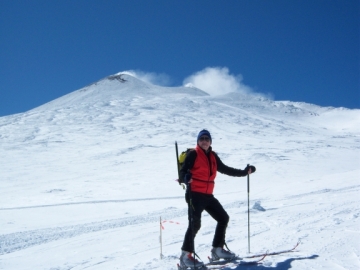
[197,129,212,142]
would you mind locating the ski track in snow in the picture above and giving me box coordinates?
[0,196,183,211]
[0,200,246,255]
[0,207,180,255]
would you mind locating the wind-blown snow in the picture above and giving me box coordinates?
[0,73,359,269]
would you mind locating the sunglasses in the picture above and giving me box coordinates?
[199,136,210,142]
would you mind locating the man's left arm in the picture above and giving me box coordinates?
[214,152,255,177]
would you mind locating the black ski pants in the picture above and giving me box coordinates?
[181,191,229,253]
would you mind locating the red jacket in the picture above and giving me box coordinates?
[190,145,218,194]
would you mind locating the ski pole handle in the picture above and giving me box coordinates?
[247,164,250,193]
[175,141,180,179]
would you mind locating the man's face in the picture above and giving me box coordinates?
[198,136,211,151]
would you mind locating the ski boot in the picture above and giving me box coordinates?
[178,250,205,269]
[210,246,236,261]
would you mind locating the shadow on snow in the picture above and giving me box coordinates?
[228,255,319,270]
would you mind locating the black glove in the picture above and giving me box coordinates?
[184,172,192,184]
[244,165,256,173]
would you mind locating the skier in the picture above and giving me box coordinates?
[179,129,256,269]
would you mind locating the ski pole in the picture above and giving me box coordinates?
[247,164,250,253]
[160,216,163,259]
[175,141,180,180]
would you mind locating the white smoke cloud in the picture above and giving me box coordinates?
[120,67,268,98]
[121,70,172,86]
[183,67,253,96]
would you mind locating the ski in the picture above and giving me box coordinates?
[177,254,265,270]
[244,240,301,259]
[177,263,207,270]
[205,254,266,269]
[177,241,300,269]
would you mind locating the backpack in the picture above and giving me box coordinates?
[175,141,194,186]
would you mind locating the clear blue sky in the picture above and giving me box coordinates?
[1,0,359,116]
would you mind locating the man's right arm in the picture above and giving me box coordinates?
[179,150,197,182]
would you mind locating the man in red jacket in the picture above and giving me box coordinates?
[179,129,256,269]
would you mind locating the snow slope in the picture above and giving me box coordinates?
[0,73,359,269]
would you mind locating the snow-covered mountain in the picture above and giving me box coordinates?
[0,73,359,269]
